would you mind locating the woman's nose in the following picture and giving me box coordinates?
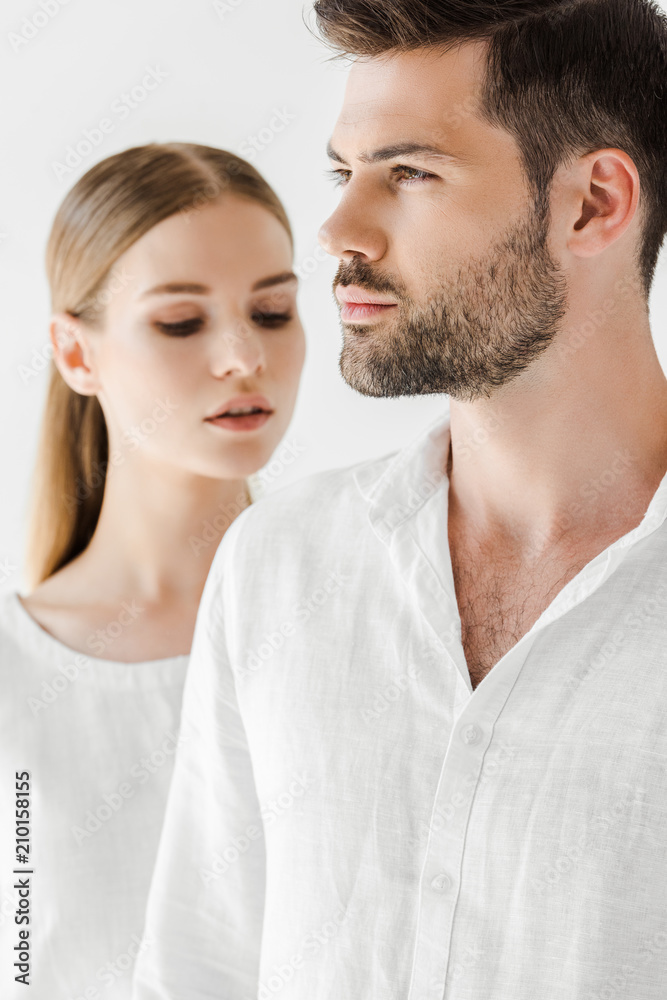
[210,319,265,378]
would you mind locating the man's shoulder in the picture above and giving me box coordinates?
[219,447,400,557]
[252,448,400,521]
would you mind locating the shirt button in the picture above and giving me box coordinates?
[460,724,482,746]
[430,872,452,893]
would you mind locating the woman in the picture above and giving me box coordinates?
[0,142,305,998]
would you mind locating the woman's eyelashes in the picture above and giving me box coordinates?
[251,310,293,328]
[154,317,205,337]
[154,311,294,337]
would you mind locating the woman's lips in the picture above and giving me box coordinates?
[205,411,273,432]
[339,302,398,322]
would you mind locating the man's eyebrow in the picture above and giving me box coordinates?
[326,140,458,165]
[137,272,298,299]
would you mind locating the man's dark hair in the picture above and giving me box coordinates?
[312,0,667,298]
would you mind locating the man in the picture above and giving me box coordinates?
[133,1,667,997]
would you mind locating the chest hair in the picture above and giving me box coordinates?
[449,530,587,690]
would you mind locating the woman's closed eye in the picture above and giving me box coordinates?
[251,311,294,328]
[154,311,294,337]
[154,316,204,337]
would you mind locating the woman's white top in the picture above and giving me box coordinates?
[0,588,189,999]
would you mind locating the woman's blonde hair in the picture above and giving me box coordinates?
[26,142,293,589]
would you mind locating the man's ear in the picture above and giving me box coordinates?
[50,312,100,396]
[564,147,640,260]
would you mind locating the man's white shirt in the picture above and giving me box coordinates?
[132,409,667,999]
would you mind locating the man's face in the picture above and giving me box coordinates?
[318,42,569,401]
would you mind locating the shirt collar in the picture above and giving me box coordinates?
[353,408,452,543]
[353,405,667,549]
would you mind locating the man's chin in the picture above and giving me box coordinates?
[339,352,395,397]
[338,349,434,399]
[339,348,499,401]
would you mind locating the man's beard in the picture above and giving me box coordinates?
[335,195,569,402]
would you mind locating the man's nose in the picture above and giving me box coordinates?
[318,189,388,262]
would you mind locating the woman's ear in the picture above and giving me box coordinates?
[49,312,100,396]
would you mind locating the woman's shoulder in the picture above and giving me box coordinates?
[0,588,54,705]
[0,586,189,746]
[0,586,86,671]
[0,588,31,644]
[11,583,94,659]
[1,582,190,673]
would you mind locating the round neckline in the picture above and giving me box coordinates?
[8,590,191,667]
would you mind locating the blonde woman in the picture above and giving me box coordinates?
[0,142,305,998]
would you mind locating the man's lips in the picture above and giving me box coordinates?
[339,302,397,322]
[335,285,398,322]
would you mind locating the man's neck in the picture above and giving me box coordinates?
[446,332,667,557]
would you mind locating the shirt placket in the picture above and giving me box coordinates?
[366,435,667,998]
[381,494,633,998]
[403,536,642,998]
[406,628,540,1000]
[375,489,543,996]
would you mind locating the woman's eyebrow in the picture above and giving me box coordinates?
[137,272,298,299]
[138,282,210,298]
[251,271,298,292]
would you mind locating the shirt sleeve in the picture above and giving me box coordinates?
[131,516,265,1000]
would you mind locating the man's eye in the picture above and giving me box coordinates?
[325,165,434,188]
[251,312,293,328]
[155,317,204,337]
[391,165,433,184]
[325,168,351,188]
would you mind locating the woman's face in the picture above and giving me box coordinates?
[69,194,306,481]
